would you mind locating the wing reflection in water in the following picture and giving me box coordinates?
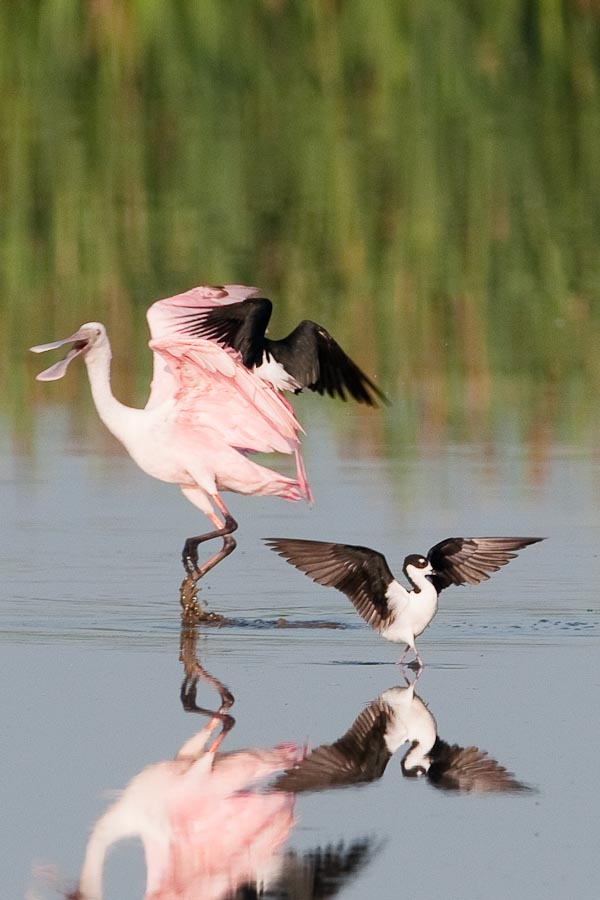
[57,626,376,900]
[275,676,531,795]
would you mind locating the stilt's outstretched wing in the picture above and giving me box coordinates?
[274,698,393,793]
[265,320,388,406]
[266,538,397,629]
[426,738,531,793]
[427,536,544,593]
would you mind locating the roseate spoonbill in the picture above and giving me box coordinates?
[149,284,388,404]
[275,682,530,793]
[266,536,544,666]
[30,292,316,609]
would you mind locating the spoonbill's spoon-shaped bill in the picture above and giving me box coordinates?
[31,328,94,381]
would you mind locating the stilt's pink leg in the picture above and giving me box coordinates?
[395,645,410,666]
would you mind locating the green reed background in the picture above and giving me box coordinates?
[3,1,600,447]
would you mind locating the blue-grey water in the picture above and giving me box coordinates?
[3,408,600,899]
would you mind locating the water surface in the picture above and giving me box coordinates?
[2,414,600,899]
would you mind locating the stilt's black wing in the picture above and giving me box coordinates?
[265,538,396,629]
[427,536,544,593]
[267,320,388,406]
[273,698,393,793]
[426,738,531,793]
[175,297,272,368]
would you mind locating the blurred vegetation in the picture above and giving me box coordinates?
[2,0,600,449]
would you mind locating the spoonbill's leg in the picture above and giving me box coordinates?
[179,490,238,575]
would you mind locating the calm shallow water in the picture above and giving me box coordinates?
[3,411,600,899]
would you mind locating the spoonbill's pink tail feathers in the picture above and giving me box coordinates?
[271,478,309,503]
[294,448,313,505]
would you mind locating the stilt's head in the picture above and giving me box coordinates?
[401,740,431,778]
[30,323,109,380]
[403,554,434,587]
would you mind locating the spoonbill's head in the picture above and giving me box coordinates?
[30,322,109,381]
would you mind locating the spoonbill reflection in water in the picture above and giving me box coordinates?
[66,719,301,900]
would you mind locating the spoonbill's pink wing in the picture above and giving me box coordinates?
[146,285,260,342]
[145,286,261,409]
[150,338,304,456]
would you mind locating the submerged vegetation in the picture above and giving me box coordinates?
[3,1,600,444]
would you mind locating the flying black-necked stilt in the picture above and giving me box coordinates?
[162,284,387,405]
[266,536,544,666]
[274,682,530,794]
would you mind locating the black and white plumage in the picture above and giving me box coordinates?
[167,286,387,405]
[274,684,530,795]
[266,536,544,665]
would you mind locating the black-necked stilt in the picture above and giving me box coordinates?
[275,682,530,794]
[164,285,388,405]
[266,536,544,666]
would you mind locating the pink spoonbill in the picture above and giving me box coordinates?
[30,287,319,613]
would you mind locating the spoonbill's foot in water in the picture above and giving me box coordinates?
[179,506,238,621]
[179,575,231,625]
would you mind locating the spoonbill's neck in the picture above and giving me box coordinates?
[84,342,144,444]
[77,807,125,900]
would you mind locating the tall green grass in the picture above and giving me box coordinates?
[3,1,600,444]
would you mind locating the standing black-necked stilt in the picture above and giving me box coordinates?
[266,536,544,666]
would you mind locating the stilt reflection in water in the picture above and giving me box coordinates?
[275,675,531,795]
